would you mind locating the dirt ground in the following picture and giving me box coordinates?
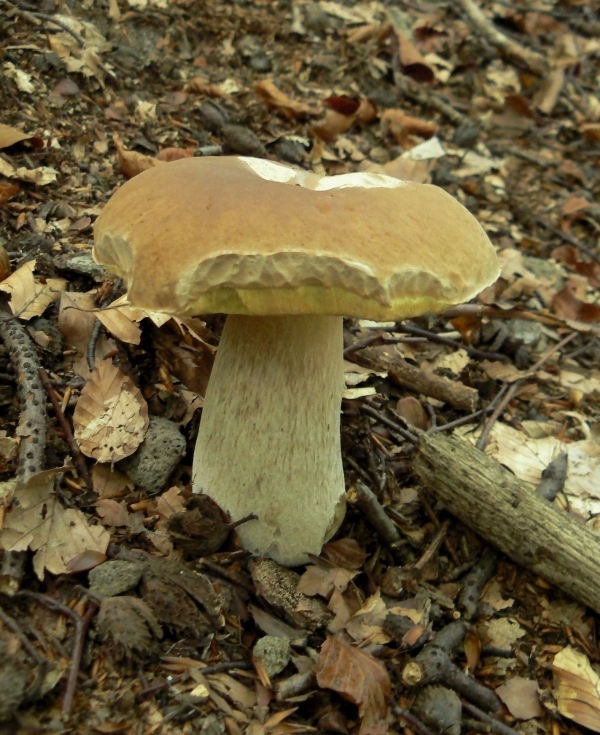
[1,0,600,733]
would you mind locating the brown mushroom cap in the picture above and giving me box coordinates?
[93,156,499,320]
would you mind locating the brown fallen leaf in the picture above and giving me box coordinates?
[552,281,600,323]
[396,33,435,83]
[496,676,543,720]
[312,97,377,143]
[0,178,20,204]
[552,245,599,287]
[0,123,43,149]
[0,468,110,579]
[73,360,149,462]
[315,635,390,735]
[157,147,195,162]
[553,646,600,733]
[95,498,131,527]
[254,79,319,121]
[381,109,439,147]
[0,260,66,320]
[0,243,10,281]
[113,135,163,179]
[91,463,134,498]
[322,537,367,569]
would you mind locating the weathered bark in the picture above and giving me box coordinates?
[414,432,600,613]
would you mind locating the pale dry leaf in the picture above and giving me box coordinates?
[482,579,514,611]
[0,467,110,578]
[315,635,390,735]
[479,617,525,649]
[496,677,543,720]
[156,486,186,517]
[254,79,319,120]
[0,124,41,149]
[344,590,390,645]
[91,464,134,498]
[430,348,470,374]
[95,302,142,345]
[456,423,600,515]
[553,646,600,733]
[0,261,66,320]
[298,566,356,599]
[73,360,149,462]
[113,135,163,178]
[95,498,130,527]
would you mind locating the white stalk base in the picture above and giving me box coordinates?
[193,314,346,566]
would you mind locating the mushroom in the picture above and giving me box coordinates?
[93,156,500,566]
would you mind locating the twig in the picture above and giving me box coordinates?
[0,603,47,666]
[476,331,577,450]
[343,334,426,356]
[461,699,521,735]
[38,367,92,492]
[354,481,404,551]
[136,659,251,700]
[475,381,520,451]
[402,620,501,711]
[453,0,549,76]
[397,322,510,363]
[360,402,419,443]
[458,547,498,619]
[15,590,98,716]
[1,0,116,78]
[389,700,436,735]
[413,518,450,572]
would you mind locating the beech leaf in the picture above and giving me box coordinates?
[315,635,390,735]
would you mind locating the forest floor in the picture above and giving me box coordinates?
[1,0,600,733]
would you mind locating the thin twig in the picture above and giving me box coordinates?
[38,368,92,492]
[397,323,510,362]
[15,590,98,716]
[389,700,436,735]
[461,698,521,735]
[0,603,47,665]
[476,331,577,450]
[453,0,549,76]
[360,402,419,443]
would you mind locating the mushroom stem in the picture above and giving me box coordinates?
[193,314,346,566]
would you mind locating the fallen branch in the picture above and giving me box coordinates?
[0,309,46,483]
[401,620,501,711]
[454,0,549,76]
[414,432,600,613]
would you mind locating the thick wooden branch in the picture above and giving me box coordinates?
[414,433,600,613]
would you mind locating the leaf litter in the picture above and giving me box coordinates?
[0,0,600,731]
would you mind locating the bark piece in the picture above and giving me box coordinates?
[415,432,600,613]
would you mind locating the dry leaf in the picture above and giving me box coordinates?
[0,260,66,320]
[315,636,390,735]
[73,360,149,462]
[0,124,43,149]
[344,591,390,645]
[156,486,186,517]
[91,463,134,498]
[0,468,110,579]
[312,97,376,143]
[479,617,526,649]
[95,301,142,345]
[396,33,435,83]
[95,498,131,527]
[552,281,600,323]
[255,79,319,120]
[381,109,438,147]
[156,147,194,162]
[396,397,429,430]
[298,566,356,598]
[322,538,367,569]
[113,135,163,178]
[0,158,58,186]
[553,647,600,733]
[496,677,543,720]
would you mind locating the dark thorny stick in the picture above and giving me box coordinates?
[15,590,98,716]
[38,367,93,492]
